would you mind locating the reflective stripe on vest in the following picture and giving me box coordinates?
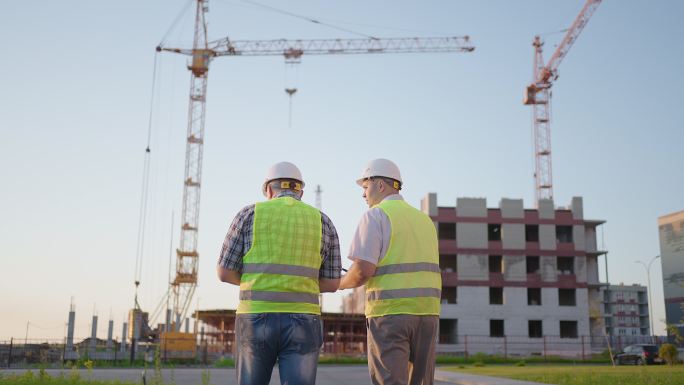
[366,287,441,301]
[365,199,441,318]
[374,262,441,276]
[240,290,319,304]
[242,263,319,278]
[237,196,322,315]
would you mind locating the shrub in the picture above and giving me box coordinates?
[659,343,679,366]
[515,360,526,367]
[473,361,485,367]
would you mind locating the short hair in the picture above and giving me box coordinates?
[268,179,303,195]
[371,176,402,191]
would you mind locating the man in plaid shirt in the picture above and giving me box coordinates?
[217,161,341,385]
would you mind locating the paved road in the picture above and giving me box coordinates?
[1,366,468,385]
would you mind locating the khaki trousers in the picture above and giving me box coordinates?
[366,315,439,385]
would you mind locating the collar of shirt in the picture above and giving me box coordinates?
[274,190,302,200]
[381,193,404,201]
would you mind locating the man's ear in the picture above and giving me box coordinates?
[265,184,274,199]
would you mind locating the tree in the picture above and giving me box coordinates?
[659,343,679,366]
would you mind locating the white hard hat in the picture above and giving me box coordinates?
[356,158,402,189]
[262,161,305,196]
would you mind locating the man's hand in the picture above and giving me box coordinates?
[217,265,241,285]
[339,259,376,289]
[319,278,340,293]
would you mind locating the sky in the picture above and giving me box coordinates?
[1,0,682,342]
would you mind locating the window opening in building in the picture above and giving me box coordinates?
[528,320,542,338]
[556,225,573,243]
[490,287,504,305]
[525,224,539,242]
[439,254,457,273]
[441,287,457,304]
[528,288,542,306]
[559,288,576,306]
[557,256,574,275]
[489,255,503,273]
[439,222,456,240]
[526,256,540,274]
[560,321,578,338]
[490,319,504,337]
[488,224,502,241]
[439,319,458,344]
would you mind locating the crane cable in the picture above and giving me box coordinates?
[134,51,161,297]
[214,0,378,39]
[159,0,195,48]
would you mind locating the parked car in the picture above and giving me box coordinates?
[614,344,663,365]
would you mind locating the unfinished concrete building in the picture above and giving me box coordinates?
[194,310,366,358]
[421,194,607,356]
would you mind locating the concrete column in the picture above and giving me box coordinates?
[166,309,172,332]
[106,320,114,349]
[176,313,182,332]
[185,318,190,333]
[421,193,437,216]
[66,308,76,350]
[132,311,141,354]
[90,315,98,350]
[121,322,128,352]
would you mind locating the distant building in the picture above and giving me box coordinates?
[341,286,365,314]
[422,194,607,355]
[659,210,684,335]
[600,284,649,336]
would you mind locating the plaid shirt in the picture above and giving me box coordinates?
[218,192,342,279]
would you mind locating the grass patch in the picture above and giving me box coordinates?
[436,353,610,365]
[0,370,139,385]
[443,364,684,385]
[213,357,235,368]
[318,355,367,365]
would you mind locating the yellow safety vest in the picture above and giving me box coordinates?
[237,196,322,315]
[365,199,441,317]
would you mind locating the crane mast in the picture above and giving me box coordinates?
[166,0,209,327]
[159,0,474,325]
[524,0,601,203]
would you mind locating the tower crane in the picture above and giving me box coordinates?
[524,0,601,203]
[155,0,475,328]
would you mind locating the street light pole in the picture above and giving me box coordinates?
[635,255,660,338]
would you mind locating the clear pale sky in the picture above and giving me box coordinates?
[1,0,682,341]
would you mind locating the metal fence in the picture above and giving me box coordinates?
[436,334,672,359]
[0,334,676,367]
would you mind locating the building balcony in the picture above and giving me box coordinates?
[438,239,458,253]
[527,273,542,285]
[557,274,577,286]
[488,240,503,250]
[556,242,575,253]
[489,272,505,286]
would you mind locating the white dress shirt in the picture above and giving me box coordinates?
[347,194,405,266]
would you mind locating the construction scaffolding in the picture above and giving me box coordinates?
[194,309,366,357]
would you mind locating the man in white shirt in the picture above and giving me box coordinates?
[340,158,441,385]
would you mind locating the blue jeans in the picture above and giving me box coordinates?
[235,313,323,385]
